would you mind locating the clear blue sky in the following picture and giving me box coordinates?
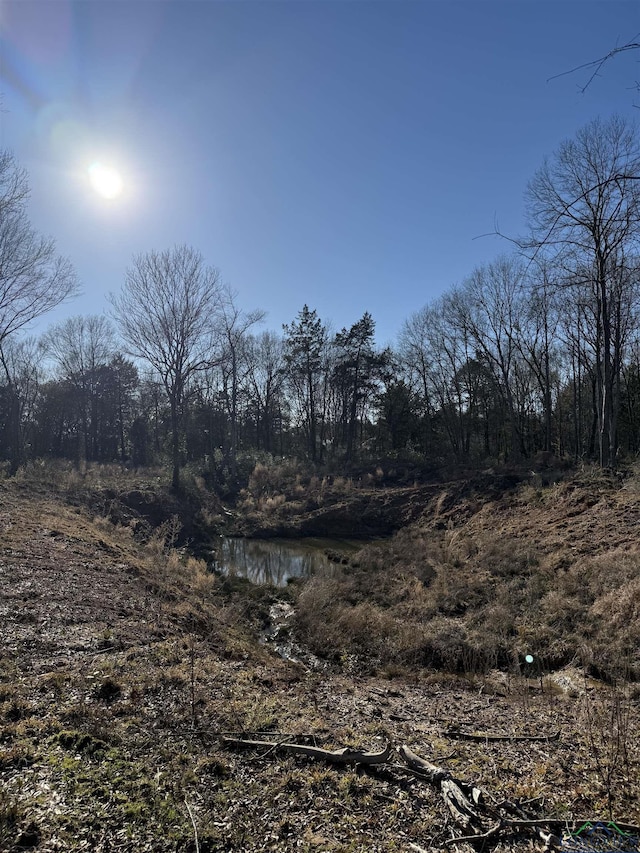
[1,0,639,346]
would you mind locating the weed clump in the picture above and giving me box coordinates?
[94,677,122,703]
[55,730,109,756]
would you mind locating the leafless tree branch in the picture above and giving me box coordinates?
[548,36,640,94]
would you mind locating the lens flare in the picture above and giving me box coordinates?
[88,162,123,199]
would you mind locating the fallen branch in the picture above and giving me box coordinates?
[399,745,485,834]
[500,818,640,836]
[445,728,560,743]
[444,818,640,849]
[445,820,504,847]
[443,819,561,849]
[184,798,200,853]
[225,737,640,850]
[222,736,392,765]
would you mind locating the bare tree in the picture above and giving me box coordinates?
[0,336,45,470]
[43,315,116,466]
[245,330,287,454]
[0,151,77,471]
[454,256,530,460]
[215,286,265,473]
[0,152,77,344]
[526,115,640,467]
[550,37,640,97]
[400,299,475,459]
[109,245,222,490]
[514,261,562,454]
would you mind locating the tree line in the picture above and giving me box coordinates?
[2,114,640,486]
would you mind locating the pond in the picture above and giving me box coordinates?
[211,536,362,586]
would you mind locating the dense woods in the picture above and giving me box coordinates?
[3,114,640,483]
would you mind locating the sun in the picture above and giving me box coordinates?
[88,162,123,199]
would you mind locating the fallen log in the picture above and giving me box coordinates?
[222,737,392,765]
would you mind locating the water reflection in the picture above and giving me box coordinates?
[213,537,358,586]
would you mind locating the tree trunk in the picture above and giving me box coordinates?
[307,368,317,462]
[7,382,23,475]
[599,262,614,469]
[170,395,181,491]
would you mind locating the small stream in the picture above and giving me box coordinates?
[210,536,362,587]
[211,536,365,667]
[260,600,328,669]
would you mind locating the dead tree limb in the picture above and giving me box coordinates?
[446,819,640,849]
[222,737,392,765]
[224,737,640,850]
[499,818,640,836]
[445,728,560,743]
[399,745,485,834]
[444,820,562,849]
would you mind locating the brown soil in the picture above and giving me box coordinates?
[1,471,640,852]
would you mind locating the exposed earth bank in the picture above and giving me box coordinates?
[85,469,526,542]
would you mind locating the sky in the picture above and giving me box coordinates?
[1,0,640,348]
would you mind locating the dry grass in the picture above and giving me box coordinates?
[292,474,640,682]
[2,462,640,850]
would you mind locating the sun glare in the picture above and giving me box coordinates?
[88,162,123,199]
